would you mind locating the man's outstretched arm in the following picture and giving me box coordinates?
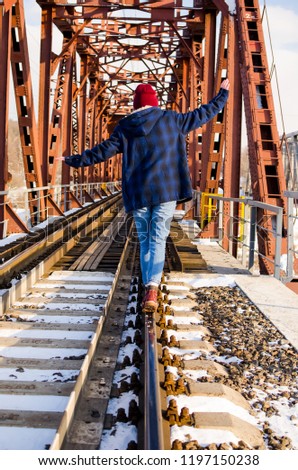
[57,127,123,168]
[176,78,230,134]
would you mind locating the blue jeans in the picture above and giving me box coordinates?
[132,201,176,286]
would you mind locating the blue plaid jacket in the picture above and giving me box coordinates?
[65,88,228,212]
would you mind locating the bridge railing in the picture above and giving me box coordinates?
[1,181,121,237]
[284,191,298,281]
[2,185,297,281]
[193,191,298,282]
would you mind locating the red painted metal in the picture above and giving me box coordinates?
[209,0,229,16]
[236,0,287,273]
[10,0,45,225]
[38,6,52,188]
[3,0,15,11]
[0,0,289,271]
[200,13,227,197]
[0,6,28,236]
[0,5,11,238]
[222,15,243,256]
[49,38,76,187]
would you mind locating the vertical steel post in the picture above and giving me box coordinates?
[229,201,234,255]
[274,206,282,280]
[38,6,52,188]
[0,5,11,238]
[10,0,45,224]
[249,205,257,270]
[242,203,250,267]
[286,194,294,280]
[223,14,242,256]
[200,14,227,195]
[49,38,75,187]
[61,48,74,193]
[195,191,201,221]
[79,55,88,155]
[236,0,287,273]
[218,198,224,246]
[201,9,216,188]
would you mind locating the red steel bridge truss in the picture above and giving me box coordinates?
[0,0,289,275]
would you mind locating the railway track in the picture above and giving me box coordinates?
[0,190,123,289]
[0,194,134,449]
[98,270,297,451]
[0,208,297,450]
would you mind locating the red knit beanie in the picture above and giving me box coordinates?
[133,84,158,110]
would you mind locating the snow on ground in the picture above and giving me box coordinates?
[0,394,69,412]
[47,271,114,282]
[13,300,104,312]
[116,341,142,365]
[167,395,257,426]
[166,364,210,382]
[0,346,87,360]
[189,276,236,288]
[171,426,240,448]
[165,314,203,325]
[163,272,298,450]
[165,329,205,341]
[113,365,140,385]
[106,389,138,416]
[99,287,141,450]
[0,233,26,247]
[12,301,104,311]
[101,274,298,450]
[8,314,99,324]
[100,422,138,450]
[0,368,78,382]
[33,282,111,290]
[0,427,56,450]
[0,328,94,340]
[29,216,64,231]
[25,291,107,300]
[0,221,297,451]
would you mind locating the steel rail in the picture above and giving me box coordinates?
[144,310,164,450]
[0,192,122,285]
[51,222,137,450]
[0,207,134,451]
[0,193,122,316]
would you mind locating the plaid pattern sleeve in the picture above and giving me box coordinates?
[64,88,229,213]
[175,88,229,134]
[64,126,123,168]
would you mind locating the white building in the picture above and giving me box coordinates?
[282,131,298,191]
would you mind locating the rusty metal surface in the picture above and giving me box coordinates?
[236,0,287,273]
[10,2,45,221]
[3,0,222,228]
[1,0,289,275]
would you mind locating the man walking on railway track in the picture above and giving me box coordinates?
[61,78,230,313]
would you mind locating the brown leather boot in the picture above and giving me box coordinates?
[142,285,158,313]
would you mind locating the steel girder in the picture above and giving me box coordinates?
[0,5,29,237]
[1,0,288,274]
[236,0,287,274]
[6,1,46,226]
[33,0,221,197]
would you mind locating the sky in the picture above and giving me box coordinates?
[9,1,298,135]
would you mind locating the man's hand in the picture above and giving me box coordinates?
[56,156,65,161]
[220,78,230,90]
